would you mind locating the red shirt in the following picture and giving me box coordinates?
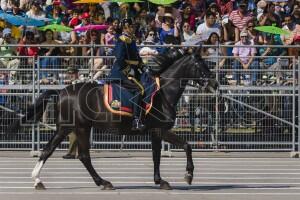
[17,41,39,57]
[216,0,234,16]
[229,10,253,31]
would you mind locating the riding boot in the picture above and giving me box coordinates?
[131,92,145,132]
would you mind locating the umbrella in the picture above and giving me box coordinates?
[148,0,177,5]
[38,24,73,32]
[73,0,107,3]
[73,24,109,32]
[0,13,45,26]
[254,26,291,36]
[265,0,288,2]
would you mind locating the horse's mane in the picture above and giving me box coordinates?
[150,48,186,75]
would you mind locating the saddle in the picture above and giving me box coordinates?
[103,72,160,117]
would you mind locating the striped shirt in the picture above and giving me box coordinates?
[229,10,253,31]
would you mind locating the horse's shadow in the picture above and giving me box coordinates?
[43,184,293,191]
[115,184,292,191]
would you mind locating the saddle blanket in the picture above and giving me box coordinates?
[103,73,160,117]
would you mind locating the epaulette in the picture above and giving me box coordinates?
[119,35,132,44]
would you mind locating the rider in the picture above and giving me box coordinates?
[108,18,145,131]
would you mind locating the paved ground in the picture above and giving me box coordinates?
[0,151,299,200]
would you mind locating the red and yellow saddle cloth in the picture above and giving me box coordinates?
[103,75,160,117]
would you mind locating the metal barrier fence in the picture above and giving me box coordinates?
[0,44,299,153]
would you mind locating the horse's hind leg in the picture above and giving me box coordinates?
[151,130,172,190]
[31,126,69,190]
[162,130,194,185]
[76,127,114,190]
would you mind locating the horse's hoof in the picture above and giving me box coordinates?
[160,180,172,190]
[102,182,115,190]
[35,182,46,190]
[184,173,193,185]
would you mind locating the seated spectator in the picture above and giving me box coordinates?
[232,29,258,85]
[180,3,196,31]
[7,0,26,17]
[82,30,106,76]
[246,19,262,44]
[26,1,46,20]
[104,25,116,56]
[159,13,180,45]
[63,66,79,85]
[46,2,63,24]
[259,33,285,81]
[17,30,39,64]
[39,29,64,84]
[206,2,222,24]
[139,29,159,58]
[229,0,253,42]
[217,0,234,16]
[281,15,300,45]
[202,32,226,68]
[196,11,220,42]
[0,28,19,84]
[181,21,195,42]
[258,2,281,27]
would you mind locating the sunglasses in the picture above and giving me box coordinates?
[248,25,254,28]
[148,33,155,36]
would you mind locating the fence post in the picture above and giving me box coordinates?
[291,57,299,158]
[30,56,40,157]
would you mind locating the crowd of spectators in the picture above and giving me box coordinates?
[0,0,299,86]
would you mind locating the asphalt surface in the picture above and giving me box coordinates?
[0,151,299,200]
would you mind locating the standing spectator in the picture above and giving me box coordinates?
[229,0,253,42]
[232,29,258,85]
[62,66,79,160]
[196,11,221,42]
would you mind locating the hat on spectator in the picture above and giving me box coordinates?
[209,2,218,8]
[240,29,248,37]
[162,13,174,23]
[3,28,11,37]
[80,12,90,19]
[257,0,267,9]
[53,0,61,5]
[239,0,248,6]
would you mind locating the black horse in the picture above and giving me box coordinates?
[9,48,218,190]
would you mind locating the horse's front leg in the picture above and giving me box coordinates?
[151,131,172,190]
[162,130,194,185]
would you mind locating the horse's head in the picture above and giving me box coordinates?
[187,47,219,93]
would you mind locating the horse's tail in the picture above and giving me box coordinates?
[6,90,59,135]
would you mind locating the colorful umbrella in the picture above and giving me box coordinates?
[73,0,107,3]
[254,26,291,36]
[148,0,177,5]
[265,0,288,2]
[38,24,73,32]
[73,24,109,32]
[0,13,45,26]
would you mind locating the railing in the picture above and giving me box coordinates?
[0,44,299,154]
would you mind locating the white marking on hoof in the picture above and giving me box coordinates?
[32,160,44,187]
